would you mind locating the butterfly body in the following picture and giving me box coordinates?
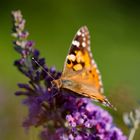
[52,26,113,108]
[53,76,106,102]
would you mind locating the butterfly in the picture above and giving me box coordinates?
[52,26,113,108]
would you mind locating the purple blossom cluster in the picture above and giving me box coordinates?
[12,10,127,140]
[41,97,127,140]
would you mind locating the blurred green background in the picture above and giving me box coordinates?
[0,0,140,139]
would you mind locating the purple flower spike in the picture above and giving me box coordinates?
[12,10,127,140]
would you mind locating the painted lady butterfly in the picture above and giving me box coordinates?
[52,26,113,108]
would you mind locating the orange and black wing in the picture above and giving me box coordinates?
[61,26,113,108]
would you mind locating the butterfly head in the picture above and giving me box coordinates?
[51,79,62,89]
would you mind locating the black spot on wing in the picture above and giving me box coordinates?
[67,59,71,64]
[69,46,80,55]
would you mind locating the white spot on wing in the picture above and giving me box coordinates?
[89,52,92,57]
[67,54,76,61]
[98,74,102,80]
[96,68,100,74]
[72,40,80,47]
[87,46,91,51]
[87,40,90,45]
[82,33,85,37]
[77,31,81,36]
[91,60,95,64]
[82,42,86,47]
[94,63,98,69]
[99,81,102,86]
[83,37,86,41]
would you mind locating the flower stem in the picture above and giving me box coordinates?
[128,119,139,140]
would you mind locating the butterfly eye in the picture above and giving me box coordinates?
[51,80,56,87]
[51,79,62,89]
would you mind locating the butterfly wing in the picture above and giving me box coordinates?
[61,26,113,108]
[62,26,94,78]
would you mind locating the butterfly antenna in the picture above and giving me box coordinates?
[32,57,55,81]
[32,57,59,98]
